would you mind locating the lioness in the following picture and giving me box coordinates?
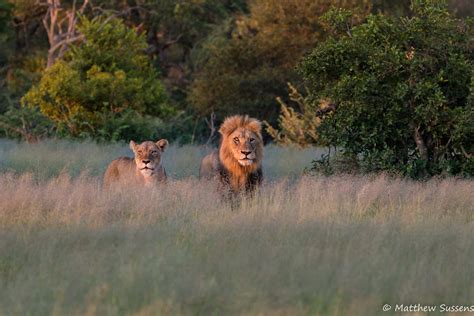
[104,139,168,187]
[200,115,263,194]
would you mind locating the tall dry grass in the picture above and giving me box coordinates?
[0,140,473,315]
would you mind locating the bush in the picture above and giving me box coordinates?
[299,0,473,177]
[21,16,171,141]
[265,83,321,147]
[0,96,53,142]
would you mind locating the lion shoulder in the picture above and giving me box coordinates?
[103,157,136,186]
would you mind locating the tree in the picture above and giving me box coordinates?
[0,0,10,32]
[0,0,12,64]
[188,0,371,126]
[22,16,170,141]
[298,0,473,177]
[39,0,90,68]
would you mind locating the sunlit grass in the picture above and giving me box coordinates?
[0,139,472,316]
[0,139,322,180]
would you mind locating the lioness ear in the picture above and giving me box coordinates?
[130,140,138,153]
[156,139,169,152]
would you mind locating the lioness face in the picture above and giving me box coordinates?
[130,139,168,177]
[229,128,260,166]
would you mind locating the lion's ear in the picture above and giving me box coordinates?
[218,122,230,136]
[130,140,138,153]
[156,139,169,152]
[246,118,262,135]
[219,115,239,136]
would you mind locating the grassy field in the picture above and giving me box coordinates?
[0,139,473,315]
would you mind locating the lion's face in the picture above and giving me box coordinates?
[218,115,263,170]
[228,128,261,166]
[130,139,168,177]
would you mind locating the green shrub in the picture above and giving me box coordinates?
[21,16,171,141]
[299,0,473,177]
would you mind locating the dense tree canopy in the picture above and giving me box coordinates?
[189,0,371,124]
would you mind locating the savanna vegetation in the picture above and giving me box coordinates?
[0,140,473,315]
[0,0,472,176]
[0,1,473,314]
[294,1,473,177]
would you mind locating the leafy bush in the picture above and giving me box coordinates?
[21,16,171,141]
[1,51,52,142]
[299,0,473,177]
[0,97,53,142]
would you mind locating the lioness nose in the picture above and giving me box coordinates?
[241,151,251,156]
[142,160,150,164]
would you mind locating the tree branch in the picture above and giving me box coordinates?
[412,123,428,160]
[460,145,472,159]
[204,112,217,145]
[315,103,338,117]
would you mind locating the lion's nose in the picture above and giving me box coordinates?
[142,160,150,164]
[241,151,251,156]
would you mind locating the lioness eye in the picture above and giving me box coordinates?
[233,137,239,143]
[250,138,255,142]
[152,150,158,154]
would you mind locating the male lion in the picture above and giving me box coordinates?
[200,115,263,194]
[104,139,168,187]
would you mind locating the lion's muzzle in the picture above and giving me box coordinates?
[238,150,256,166]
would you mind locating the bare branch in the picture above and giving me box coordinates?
[411,123,429,160]
[48,34,84,55]
[204,112,217,145]
[40,0,91,68]
[460,146,472,159]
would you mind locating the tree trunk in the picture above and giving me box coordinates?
[41,0,89,68]
[412,123,428,160]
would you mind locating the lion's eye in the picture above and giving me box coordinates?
[233,137,240,144]
[250,138,255,143]
[152,150,158,155]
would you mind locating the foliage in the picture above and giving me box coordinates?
[21,16,170,141]
[0,53,51,141]
[112,0,247,104]
[0,0,11,33]
[2,0,474,145]
[265,83,321,147]
[189,0,371,125]
[0,0,12,65]
[0,96,53,142]
[300,0,474,177]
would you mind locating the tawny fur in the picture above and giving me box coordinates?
[104,139,168,187]
[200,115,263,194]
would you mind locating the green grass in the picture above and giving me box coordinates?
[0,139,472,315]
